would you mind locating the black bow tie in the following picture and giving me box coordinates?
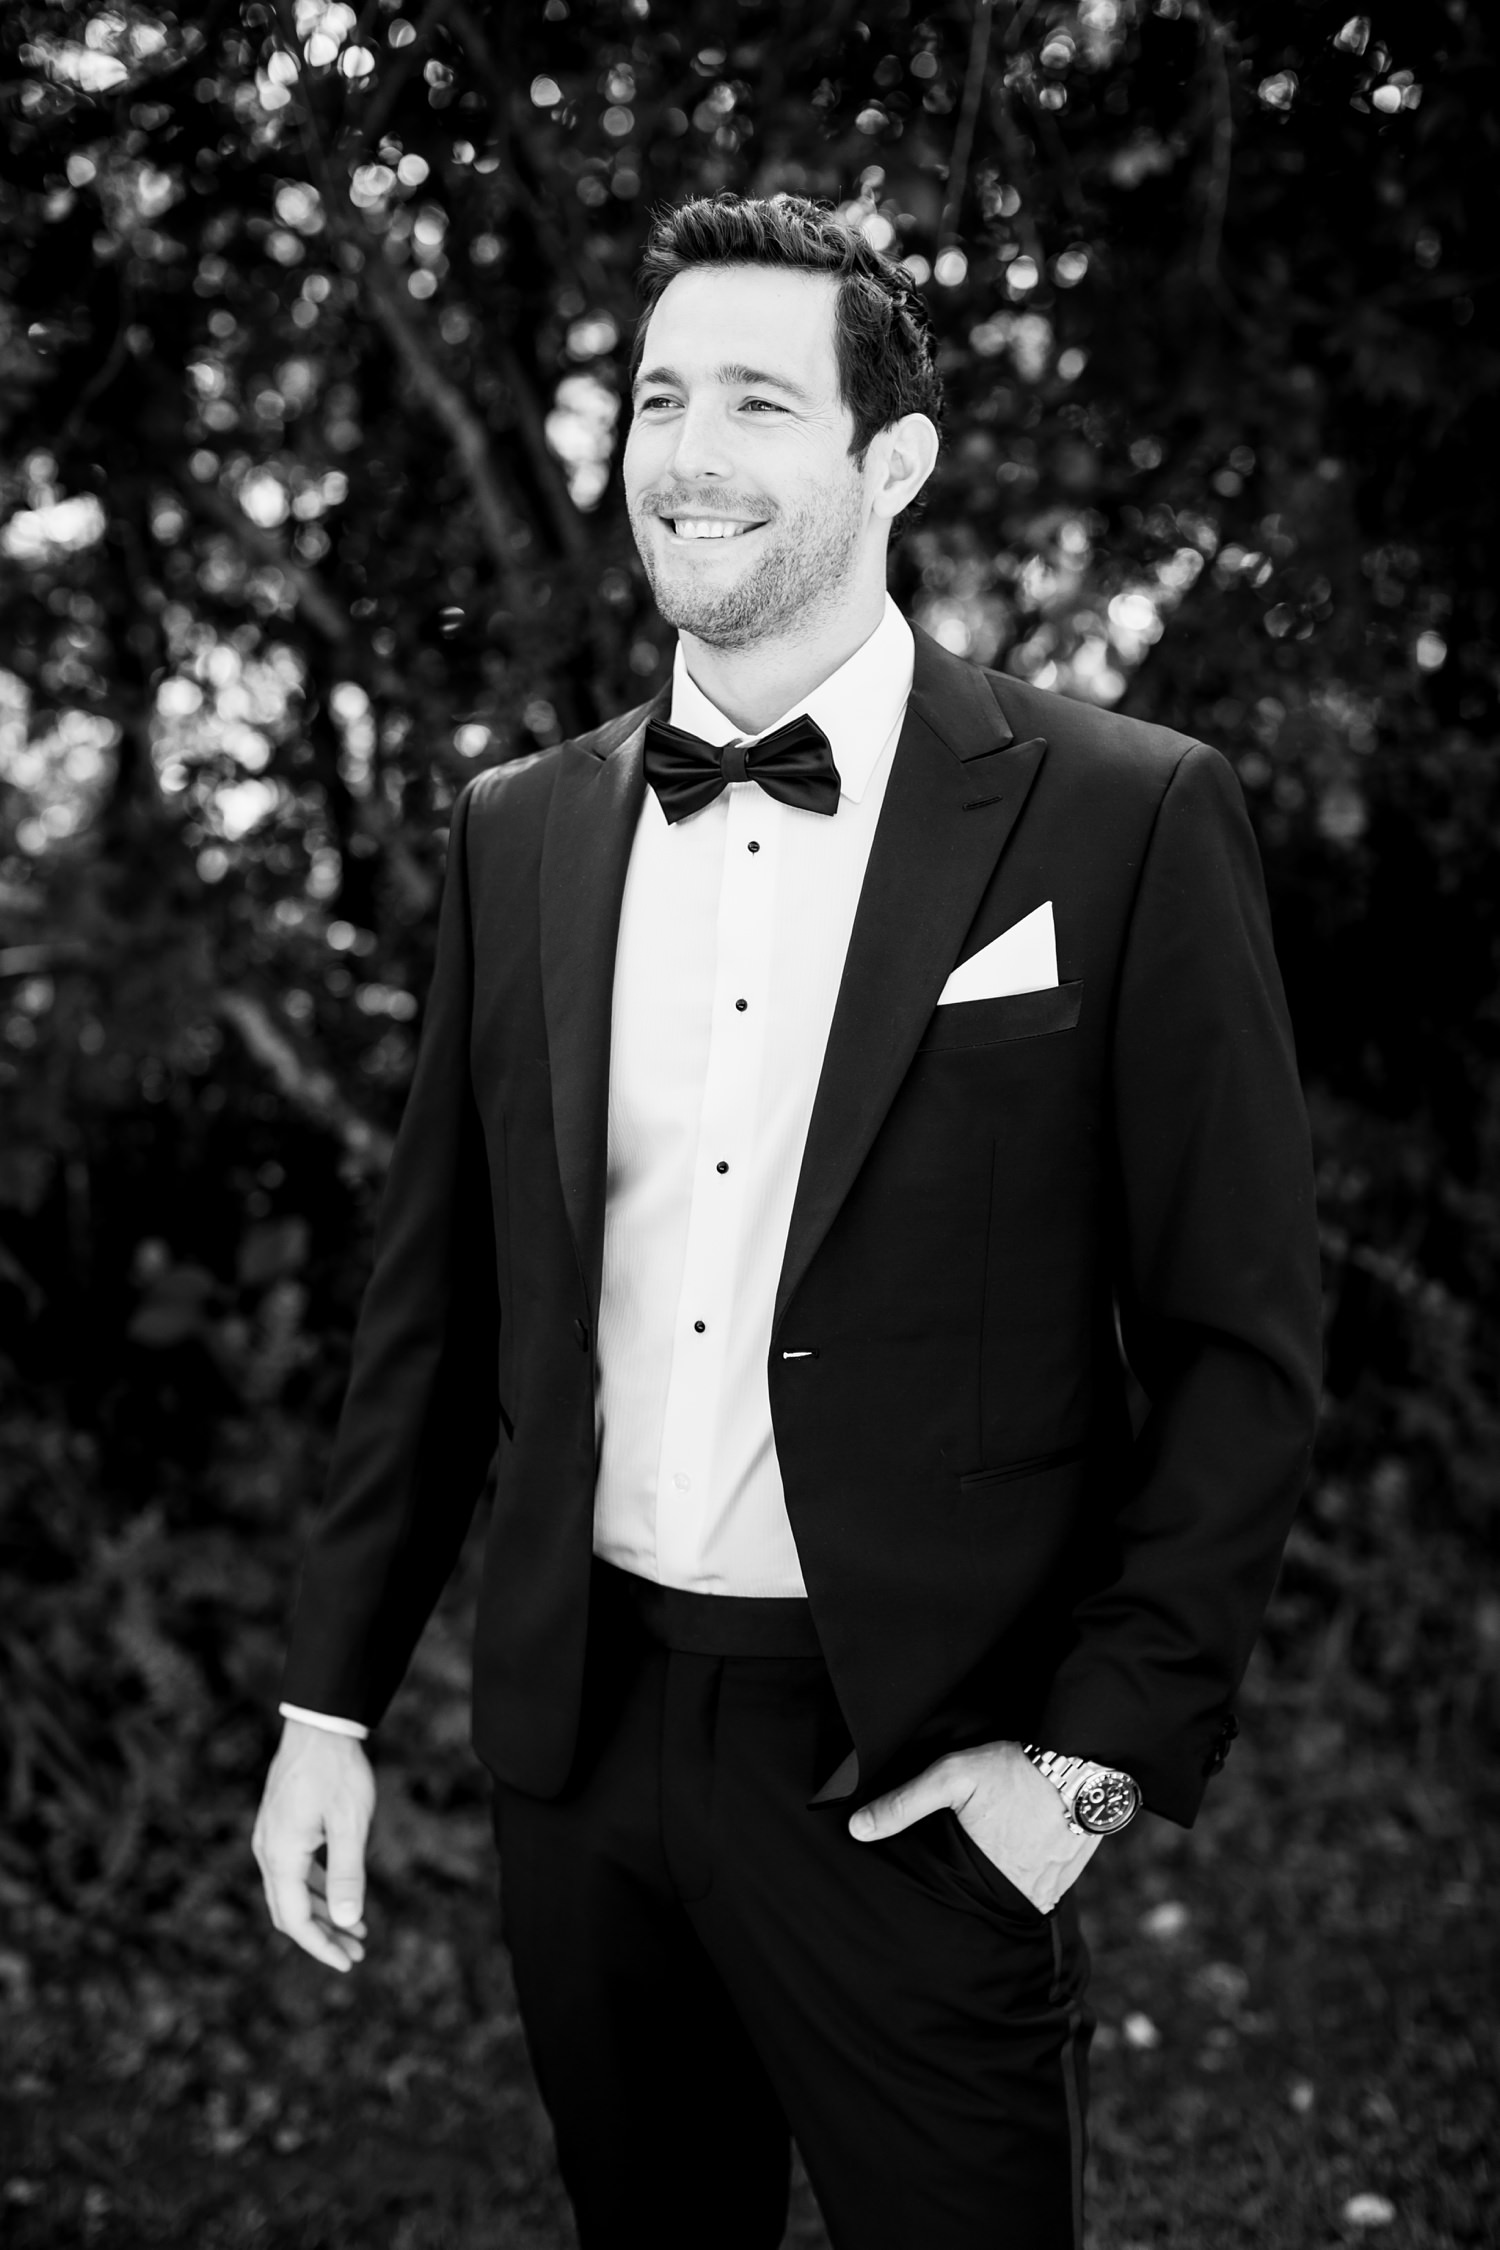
[643,713,841,826]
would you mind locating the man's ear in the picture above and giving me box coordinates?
[869,413,940,523]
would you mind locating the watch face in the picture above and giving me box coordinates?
[1074,1770,1141,1835]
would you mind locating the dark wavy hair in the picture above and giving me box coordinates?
[632,192,944,475]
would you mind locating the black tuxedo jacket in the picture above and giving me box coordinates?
[282,629,1322,1825]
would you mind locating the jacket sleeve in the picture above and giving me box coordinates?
[279,778,501,1730]
[1036,743,1323,1823]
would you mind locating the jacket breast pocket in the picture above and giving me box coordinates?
[917,980,1083,1055]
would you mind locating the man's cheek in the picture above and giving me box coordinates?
[620,432,652,501]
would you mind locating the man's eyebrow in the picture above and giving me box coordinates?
[632,361,814,403]
[717,362,814,402]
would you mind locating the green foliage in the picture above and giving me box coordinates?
[0,0,1497,1932]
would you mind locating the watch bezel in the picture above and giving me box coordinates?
[1069,1767,1141,1835]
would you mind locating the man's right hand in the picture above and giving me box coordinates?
[252,1719,376,1973]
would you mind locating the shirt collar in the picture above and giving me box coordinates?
[667,596,915,807]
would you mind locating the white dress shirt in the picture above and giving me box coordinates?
[593,597,912,1594]
[283,597,914,1729]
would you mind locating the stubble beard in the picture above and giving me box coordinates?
[630,474,867,652]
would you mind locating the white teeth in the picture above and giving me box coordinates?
[671,517,755,539]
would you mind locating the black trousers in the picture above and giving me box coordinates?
[491,1565,1092,2250]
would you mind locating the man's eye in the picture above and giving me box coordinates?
[637,394,678,412]
[740,398,784,414]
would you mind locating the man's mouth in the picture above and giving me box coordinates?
[661,516,766,541]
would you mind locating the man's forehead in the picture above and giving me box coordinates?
[639,264,840,383]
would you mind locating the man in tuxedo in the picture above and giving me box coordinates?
[254,194,1322,2249]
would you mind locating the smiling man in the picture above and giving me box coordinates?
[626,263,914,690]
[255,195,1322,2249]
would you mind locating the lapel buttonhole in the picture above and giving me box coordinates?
[962,793,1005,811]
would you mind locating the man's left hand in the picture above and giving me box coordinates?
[848,1739,1101,1912]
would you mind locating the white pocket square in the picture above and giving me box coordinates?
[937,901,1058,1005]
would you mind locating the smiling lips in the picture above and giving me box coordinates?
[662,515,766,540]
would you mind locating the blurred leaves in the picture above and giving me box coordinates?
[0,22,1496,2249]
[0,0,1497,1933]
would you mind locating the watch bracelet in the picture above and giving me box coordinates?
[1021,1743,1139,1834]
[1020,1743,1089,1833]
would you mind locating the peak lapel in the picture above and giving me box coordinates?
[540,701,659,1322]
[774,636,1047,1332]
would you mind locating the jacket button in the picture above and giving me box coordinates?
[573,1318,589,1351]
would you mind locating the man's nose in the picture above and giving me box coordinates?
[667,400,733,483]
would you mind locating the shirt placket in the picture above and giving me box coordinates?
[653,779,780,1583]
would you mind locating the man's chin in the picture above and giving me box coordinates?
[646,560,767,640]
[636,520,858,649]
[655,600,765,651]
[650,546,760,606]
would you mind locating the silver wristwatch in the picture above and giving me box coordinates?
[1021,1745,1141,1836]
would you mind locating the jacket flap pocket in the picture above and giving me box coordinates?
[918,980,1083,1054]
[958,1443,1085,1494]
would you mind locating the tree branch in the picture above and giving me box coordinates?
[444,0,523,170]
[358,0,457,152]
[56,288,134,452]
[178,476,354,648]
[0,943,93,981]
[169,479,454,908]
[987,80,1048,274]
[217,991,393,1172]
[497,344,591,562]
[358,262,531,602]
[1001,0,1046,55]
[941,0,995,246]
[1199,9,1235,297]
[270,0,528,610]
[445,0,615,307]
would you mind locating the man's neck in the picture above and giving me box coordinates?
[676,585,888,735]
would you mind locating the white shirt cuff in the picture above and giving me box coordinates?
[279,1702,369,1740]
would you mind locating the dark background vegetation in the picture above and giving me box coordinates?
[1,1,1496,2243]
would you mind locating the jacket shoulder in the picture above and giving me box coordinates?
[983,668,1212,797]
[461,692,661,823]
[569,692,663,761]
[464,744,553,807]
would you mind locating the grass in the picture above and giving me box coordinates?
[2,1718,1495,2250]
[1081,1738,1496,2249]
